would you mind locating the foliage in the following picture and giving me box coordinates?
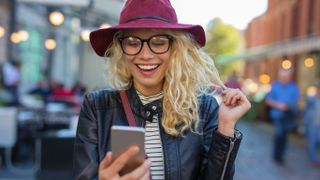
[204,18,244,77]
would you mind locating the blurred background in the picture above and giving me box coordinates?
[0,0,319,179]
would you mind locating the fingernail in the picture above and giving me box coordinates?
[131,145,139,152]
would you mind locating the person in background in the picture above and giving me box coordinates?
[72,81,87,100]
[49,83,79,108]
[2,61,20,106]
[73,0,251,179]
[28,79,52,104]
[265,69,300,165]
[303,79,320,167]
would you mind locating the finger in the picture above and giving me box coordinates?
[140,168,150,180]
[221,89,231,104]
[99,152,115,180]
[213,86,224,95]
[236,93,251,111]
[230,94,242,106]
[221,88,231,96]
[122,159,151,180]
[223,89,238,105]
[109,145,140,173]
[99,152,113,170]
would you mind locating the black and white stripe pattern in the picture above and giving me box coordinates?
[137,91,165,180]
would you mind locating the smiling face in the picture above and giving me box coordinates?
[122,29,172,96]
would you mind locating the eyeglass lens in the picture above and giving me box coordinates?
[120,35,171,55]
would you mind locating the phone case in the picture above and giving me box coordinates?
[111,125,145,175]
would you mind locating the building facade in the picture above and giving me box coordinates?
[244,0,320,99]
[0,0,10,63]
[0,0,123,94]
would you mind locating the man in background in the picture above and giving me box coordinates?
[265,69,300,165]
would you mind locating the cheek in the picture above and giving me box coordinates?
[125,55,135,62]
[161,55,171,69]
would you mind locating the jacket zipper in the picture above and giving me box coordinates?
[220,138,235,180]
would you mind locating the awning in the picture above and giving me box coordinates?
[216,34,320,64]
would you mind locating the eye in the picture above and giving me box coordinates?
[124,37,141,47]
[150,36,169,46]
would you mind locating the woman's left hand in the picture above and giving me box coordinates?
[218,88,251,137]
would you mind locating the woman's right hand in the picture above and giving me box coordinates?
[99,146,151,180]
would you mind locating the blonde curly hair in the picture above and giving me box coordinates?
[105,30,224,137]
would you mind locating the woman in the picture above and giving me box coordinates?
[73,0,251,179]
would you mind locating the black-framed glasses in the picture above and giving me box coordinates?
[119,34,173,56]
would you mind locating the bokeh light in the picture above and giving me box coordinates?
[304,57,314,68]
[45,39,56,50]
[81,30,91,42]
[0,26,5,38]
[10,32,20,43]
[100,23,112,29]
[49,11,64,26]
[259,74,270,84]
[281,60,292,69]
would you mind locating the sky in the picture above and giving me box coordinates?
[171,0,268,30]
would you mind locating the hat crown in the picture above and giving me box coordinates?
[119,0,178,23]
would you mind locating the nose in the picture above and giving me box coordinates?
[138,42,154,59]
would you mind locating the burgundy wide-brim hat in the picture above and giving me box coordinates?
[90,0,206,57]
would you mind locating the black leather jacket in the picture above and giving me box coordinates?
[73,86,242,180]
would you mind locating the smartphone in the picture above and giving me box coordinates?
[111,125,145,175]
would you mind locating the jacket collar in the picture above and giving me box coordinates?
[127,85,163,122]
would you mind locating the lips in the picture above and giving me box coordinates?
[136,64,159,71]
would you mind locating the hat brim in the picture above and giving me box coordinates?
[89,19,206,57]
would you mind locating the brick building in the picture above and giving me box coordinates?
[243,0,320,98]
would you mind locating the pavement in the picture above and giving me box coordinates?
[235,121,320,180]
[1,121,320,180]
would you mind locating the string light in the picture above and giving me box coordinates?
[259,74,270,84]
[281,59,292,69]
[304,57,314,68]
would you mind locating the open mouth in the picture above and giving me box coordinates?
[136,64,159,71]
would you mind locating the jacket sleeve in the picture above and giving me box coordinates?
[73,93,99,180]
[200,95,243,180]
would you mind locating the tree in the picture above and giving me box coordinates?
[204,18,244,79]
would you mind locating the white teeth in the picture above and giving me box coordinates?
[137,64,158,70]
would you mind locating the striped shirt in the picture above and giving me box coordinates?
[136,90,165,180]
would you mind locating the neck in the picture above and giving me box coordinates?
[133,82,163,96]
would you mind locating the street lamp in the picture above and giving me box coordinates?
[48,11,64,26]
